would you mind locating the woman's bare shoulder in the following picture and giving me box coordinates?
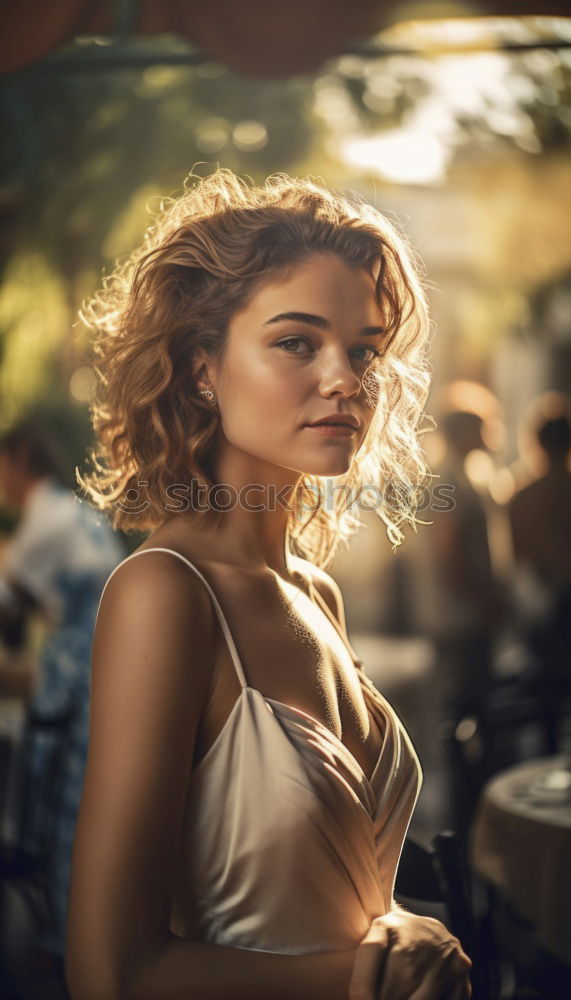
[100,546,214,615]
[94,547,217,693]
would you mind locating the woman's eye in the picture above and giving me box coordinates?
[276,339,380,363]
[277,337,311,354]
[353,346,381,364]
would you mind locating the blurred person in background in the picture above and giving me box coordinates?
[0,417,123,981]
[428,410,505,719]
[509,401,571,752]
[402,408,505,724]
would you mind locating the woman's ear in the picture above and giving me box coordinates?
[191,350,216,394]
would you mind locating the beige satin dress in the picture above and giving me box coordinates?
[98,547,423,955]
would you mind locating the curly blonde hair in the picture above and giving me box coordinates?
[78,167,432,569]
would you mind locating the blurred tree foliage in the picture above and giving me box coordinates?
[333,47,571,155]
[0,59,319,432]
[0,61,316,292]
[0,39,569,435]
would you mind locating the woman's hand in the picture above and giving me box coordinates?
[349,909,472,1000]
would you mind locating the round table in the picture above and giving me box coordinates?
[471,755,571,965]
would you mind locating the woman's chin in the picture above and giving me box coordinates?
[300,456,354,477]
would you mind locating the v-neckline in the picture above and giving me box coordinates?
[262,680,388,790]
[290,571,389,786]
[192,680,389,793]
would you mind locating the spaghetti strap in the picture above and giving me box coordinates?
[96,546,248,690]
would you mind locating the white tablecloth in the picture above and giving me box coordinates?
[471,755,571,965]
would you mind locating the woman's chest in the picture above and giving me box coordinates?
[194,570,384,779]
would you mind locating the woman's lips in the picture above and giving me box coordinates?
[305,423,357,437]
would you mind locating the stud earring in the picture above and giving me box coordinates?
[199,388,217,405]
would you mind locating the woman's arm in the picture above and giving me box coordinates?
[65,551,356,1000]
[128,939,355,1000]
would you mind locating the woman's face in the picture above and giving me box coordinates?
[210,252,385,479]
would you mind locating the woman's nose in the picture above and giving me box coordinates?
[318,350,361,398]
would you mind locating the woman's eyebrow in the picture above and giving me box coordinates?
[263,311,385,336]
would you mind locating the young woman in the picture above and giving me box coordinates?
[66,169,472,1000]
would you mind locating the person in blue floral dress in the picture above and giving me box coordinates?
[0,418,123,967]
